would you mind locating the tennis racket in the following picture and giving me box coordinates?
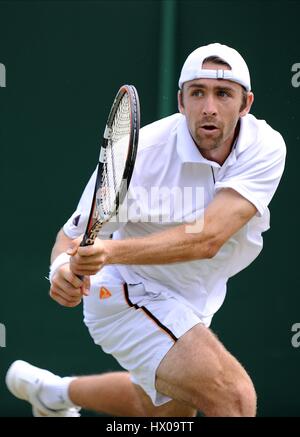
[80,84,140,248]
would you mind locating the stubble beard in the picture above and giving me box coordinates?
[194,130,224,152]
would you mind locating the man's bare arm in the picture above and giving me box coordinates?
[69,188,257,276]
[51,228,74,263]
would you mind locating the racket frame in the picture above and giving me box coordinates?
[80,84,140,247]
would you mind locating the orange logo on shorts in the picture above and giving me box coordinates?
[100,287,112,299]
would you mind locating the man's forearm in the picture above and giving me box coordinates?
[51,229,74,263]
[106,222,215,265]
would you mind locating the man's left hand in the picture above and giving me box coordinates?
[67,237,109,276]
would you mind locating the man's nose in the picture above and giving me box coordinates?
[202,95,217,116]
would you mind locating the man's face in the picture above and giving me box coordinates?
[178,62,253,153]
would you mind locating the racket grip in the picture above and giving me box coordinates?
[76,234,95,283]
[80,235,96,247]
[76,232,96,281]
[77,275,89,297]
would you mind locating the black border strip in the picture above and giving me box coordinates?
[123,283,178,342]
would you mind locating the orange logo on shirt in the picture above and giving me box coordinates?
[100,287,112,299]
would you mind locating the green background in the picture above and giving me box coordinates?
[0,0,299,417]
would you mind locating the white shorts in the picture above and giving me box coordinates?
[83,265,203,406]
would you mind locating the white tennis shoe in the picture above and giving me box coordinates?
[6,360,81,417]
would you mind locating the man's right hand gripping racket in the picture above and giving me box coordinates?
[81,84,140,250]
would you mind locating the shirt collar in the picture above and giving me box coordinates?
[234,114,258,154]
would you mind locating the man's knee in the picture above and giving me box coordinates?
[221,374,257,417]
[196,367,257,417]
[233,376,257,417]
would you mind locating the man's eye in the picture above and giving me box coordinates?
[218,90,230,97]
[191,90,203,97]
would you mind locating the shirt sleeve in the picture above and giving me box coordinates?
[215,130,286,216]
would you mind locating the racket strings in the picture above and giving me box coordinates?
[97,92,131,219]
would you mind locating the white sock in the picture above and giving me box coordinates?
[38,376,79,410]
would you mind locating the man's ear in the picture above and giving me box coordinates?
[178,90,185,114]
[240,92,254,117]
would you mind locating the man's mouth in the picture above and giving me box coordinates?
[200,124,219,132]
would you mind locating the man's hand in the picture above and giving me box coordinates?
[50,263,90,307]
[67,237,109,276]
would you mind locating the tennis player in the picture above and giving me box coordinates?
[6,43,286,417]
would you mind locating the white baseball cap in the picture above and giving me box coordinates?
[178,42,251,91]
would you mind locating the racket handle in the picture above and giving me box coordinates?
[76,231,96,281]
[77,274,89,298]
[77,229,99,283]
[80,235,95,247]
[76,239,92,281]
[76,232,93,281]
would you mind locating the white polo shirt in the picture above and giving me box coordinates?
[63,113,286,326]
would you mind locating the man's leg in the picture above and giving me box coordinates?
[6,321,255,417]
[69,372,196,417]
[155,323,257,417]
[68,372,144,416]
[6,361,196,417]
[49,323,256,417]
[36,323,255,417]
